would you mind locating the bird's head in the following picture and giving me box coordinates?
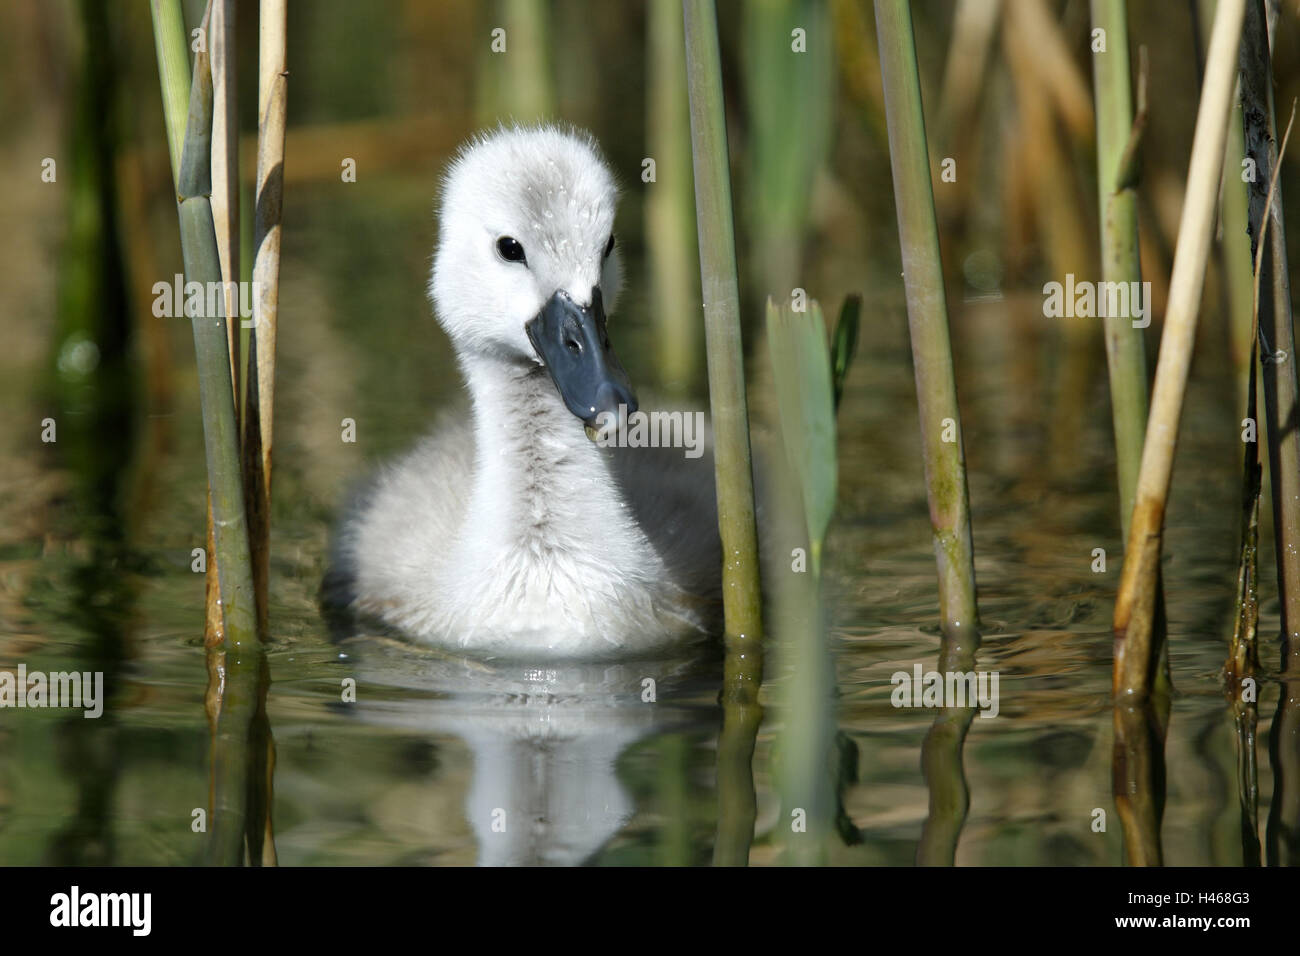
[430,125,635,428]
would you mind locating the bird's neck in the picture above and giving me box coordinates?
[457,353,642,567]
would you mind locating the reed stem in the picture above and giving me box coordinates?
[1111,0,1246,699]
[149,0,191,186]
[1239,0,1300,676]
[682,0,765,866]
[152,0,230,702]
[151,0,263,865]
[1090,0,1149,545]
[682,0,764,652]
[647,0,701,394]
[743,0,833,299]
[1237,0,1300,868]
[874,0,978,651]
[244,0,288,639]
[211,0,240,409]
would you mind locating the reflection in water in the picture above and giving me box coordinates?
[917,633,980,866]
[45,0,134,866]
[338,636,718,865]
[1266,677,1300,865]
[207,651,277,866]
[1112,697,1169,866]
[713,646,763,866]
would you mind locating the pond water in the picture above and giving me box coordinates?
[1,156,1282,866]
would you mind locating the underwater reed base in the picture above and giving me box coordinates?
[682,0,765,866]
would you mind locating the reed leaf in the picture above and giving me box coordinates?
[831,294,860,413]
[767,297,836,573]
[765,296,845,865]
[149,0,191,186]
[743,0,834,295]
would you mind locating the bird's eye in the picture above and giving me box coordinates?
[603,234,615,259]
[497,236,526,264]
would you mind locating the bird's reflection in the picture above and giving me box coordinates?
[337,635,718,865]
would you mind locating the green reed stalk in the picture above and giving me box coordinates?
[874,0,978,651]
[152,0,229,692]
[682,0,765,867]
[150,0,191,183]
[151,0,261,866]
[1090,0,1149,545]
[876,5,981,863]
[647,0,701,394]
[682,0,764,656]
[1221,137,1256,396]
[1112,0,1246,698]
[743,0,833,299]
[477,0,555,123]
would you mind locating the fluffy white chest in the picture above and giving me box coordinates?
[354,361,704,657]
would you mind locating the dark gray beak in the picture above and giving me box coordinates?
[525,287,637,427]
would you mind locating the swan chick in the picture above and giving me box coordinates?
[328,125,721,659]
